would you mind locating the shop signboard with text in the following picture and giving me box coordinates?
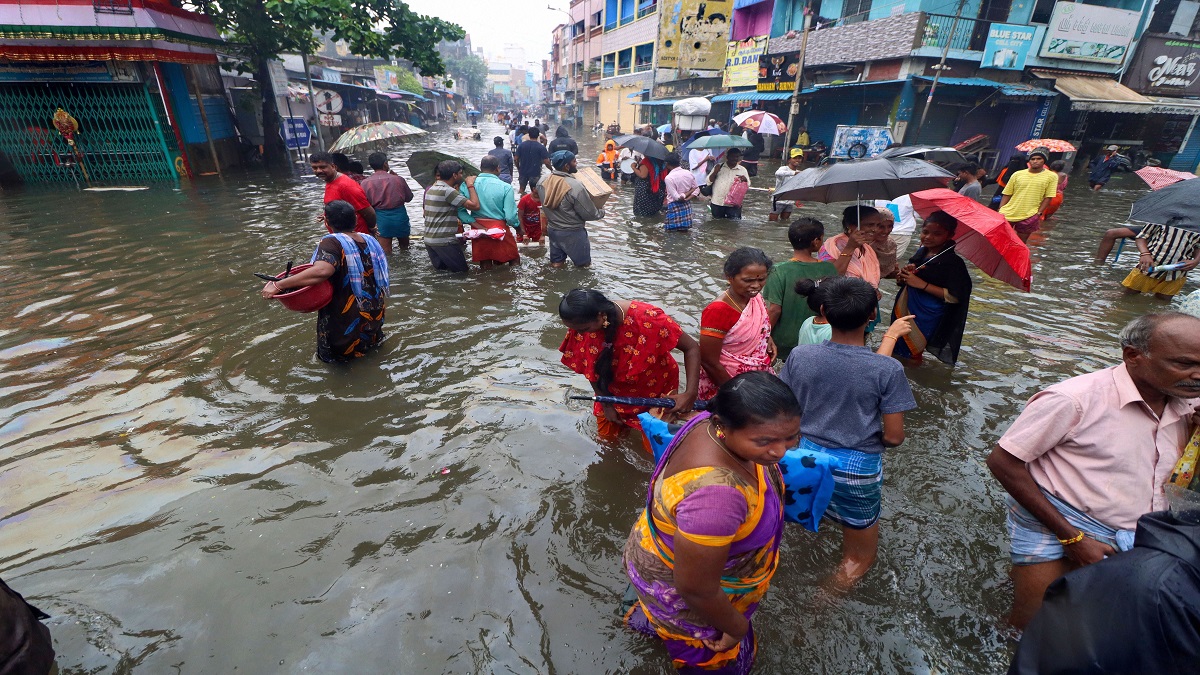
[982,23,1037,70]
[1039,2,1139,65]
[1124,35,1200,97]
[723,36,768,88]
[757,51,800,92]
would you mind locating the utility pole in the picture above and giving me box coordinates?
[914,0,966,140]
[782,3,811,162]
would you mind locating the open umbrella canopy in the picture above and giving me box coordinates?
[909,188,1032,292]
[611,134,670,161]
[879,145,967,166]
[733,110,786,136]
[406,151,480,189]
[679,128,729,153]
[1015,139,1076,153]
[329,121,427,152]
[775,157,954,203]
[657,122,673,134]
[1129,177,1200,233]
[1135,165,1197,191]
[685,134,754,151]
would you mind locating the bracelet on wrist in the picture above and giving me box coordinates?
[1057,530,1086,546]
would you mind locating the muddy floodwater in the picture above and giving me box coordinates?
[0,124,1184,673]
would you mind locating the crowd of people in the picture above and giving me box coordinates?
[251,120,1200,674]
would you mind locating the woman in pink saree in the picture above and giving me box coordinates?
[818,205,883,289]
[698,248,777,400]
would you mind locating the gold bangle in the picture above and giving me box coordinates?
[1057,530,1085,546]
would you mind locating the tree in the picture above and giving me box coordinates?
[187,0,464,168]
[445,54,489,102]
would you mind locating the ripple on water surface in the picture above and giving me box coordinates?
[0,125,1183,673]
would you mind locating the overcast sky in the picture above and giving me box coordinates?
[406,0,563,66]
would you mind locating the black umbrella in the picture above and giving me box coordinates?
[611,134,670,161]
[774,156,954,203]
[406,151,480,189]
[1129,177,1200,233]
[879,145,968,166]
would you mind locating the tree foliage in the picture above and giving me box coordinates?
[185,0,464,167]
[445,54,488,101]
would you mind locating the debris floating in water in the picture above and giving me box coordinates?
[439,467,451,475]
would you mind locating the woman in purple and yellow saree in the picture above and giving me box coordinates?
[622,372,801,674]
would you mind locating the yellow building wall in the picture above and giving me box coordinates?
[598,84,643,134]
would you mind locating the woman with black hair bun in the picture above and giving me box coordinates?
[559,289,700,450]
[623,371,800,673]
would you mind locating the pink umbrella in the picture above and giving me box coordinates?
[909,188,1032,292]
[1135,165,1197,191]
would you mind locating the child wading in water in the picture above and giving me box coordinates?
[796,279,914,355]
[517,189,546,245]
[781,276,917,591]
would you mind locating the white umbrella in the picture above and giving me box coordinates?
[732,110,786,136]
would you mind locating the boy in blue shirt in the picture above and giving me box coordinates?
[781,276,916,590]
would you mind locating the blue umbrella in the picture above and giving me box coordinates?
[656,123,672,134]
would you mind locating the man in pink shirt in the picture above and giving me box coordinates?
[987,312,1200,629]
[662,153,697,232]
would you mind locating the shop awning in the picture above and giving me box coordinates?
[797,79,906,94]
[710,91,793,102]
[396,89,429,101]
[912,76,1055,98]
[1147,96,1200,116]
[375,89,401,99]
[627,89,649,99]
[632,99,678,106]
[734,0,770,7]
[1031,71,1154,113]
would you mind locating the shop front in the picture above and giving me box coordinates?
[1120,34,1200,172]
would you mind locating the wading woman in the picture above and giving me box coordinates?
[892,211,973,366]
[559,289,700,449]
[623,371,800,674]
[697,247,776,400]
[261,200,389,363]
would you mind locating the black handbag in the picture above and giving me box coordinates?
[699,163,719,196]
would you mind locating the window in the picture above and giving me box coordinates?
[620,0,635,24]
[603,53,616,78]
[637,0,657,19]
[617,48,632,75]
[634,43,654,72]
[592,10,603,27]
[572,21,584,38]
[1030,0,1055,24]
[841,0,871,25]
[1148,0,1200,36]
[605,0,618,29]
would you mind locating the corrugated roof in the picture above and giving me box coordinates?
[1031,71,1153,113]
[912,76,1055,98]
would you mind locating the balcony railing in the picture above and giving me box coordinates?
[634,62,652,73]
[637,1,657,19]
[920,14,990,52]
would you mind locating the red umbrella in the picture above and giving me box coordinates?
[908,188,1032,292]
[1015,139,1076,153]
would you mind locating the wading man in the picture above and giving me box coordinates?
[998,148,1056,243]
[310,151,376,236]
[986,312,1200,629]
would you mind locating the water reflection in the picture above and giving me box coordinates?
[0,123,1179,673]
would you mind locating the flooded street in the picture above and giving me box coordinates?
[0,125,1182,673]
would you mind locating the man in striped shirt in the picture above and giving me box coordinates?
[422,161,480,273]
[1122,223,1200,299]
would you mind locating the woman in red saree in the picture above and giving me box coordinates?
[559,289,701,448]
[698,248,776,401]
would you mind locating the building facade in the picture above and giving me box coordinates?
[0,0,237,186]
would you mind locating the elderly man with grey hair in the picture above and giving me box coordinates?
[987,312,1200,630]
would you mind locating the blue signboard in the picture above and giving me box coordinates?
[982,23,1037,71]
[281,117,312,150]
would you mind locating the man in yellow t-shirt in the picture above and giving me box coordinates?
[999,147,1058,243]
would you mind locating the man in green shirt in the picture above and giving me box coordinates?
[999,147,1057,243]
[458,155,521,269]
[764,218,838,361]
